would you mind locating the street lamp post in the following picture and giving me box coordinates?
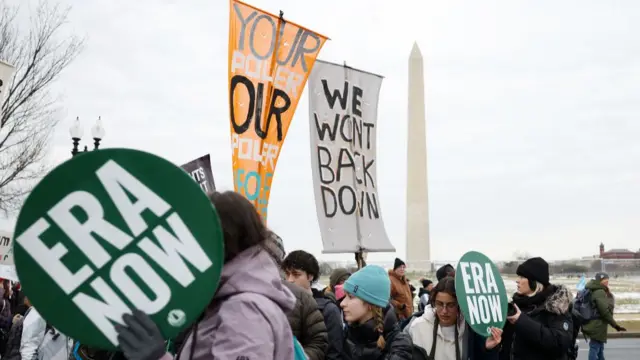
[70,116,105,157]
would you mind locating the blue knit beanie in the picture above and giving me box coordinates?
[343,265,390,308]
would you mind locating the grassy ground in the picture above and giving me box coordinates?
[617,320,640,332]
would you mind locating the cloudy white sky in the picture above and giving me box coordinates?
[3,0,640,263]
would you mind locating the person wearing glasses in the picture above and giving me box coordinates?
[407,277,502,360]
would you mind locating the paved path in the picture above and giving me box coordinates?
[577,338,640,359]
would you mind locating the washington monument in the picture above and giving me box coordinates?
[406,42,431,270]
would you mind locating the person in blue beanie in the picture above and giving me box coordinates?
[340,265,413,360]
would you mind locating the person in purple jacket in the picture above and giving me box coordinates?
[114,191,297,360]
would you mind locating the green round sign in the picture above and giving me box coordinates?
[13,148,224,350]
[454,251,508,337]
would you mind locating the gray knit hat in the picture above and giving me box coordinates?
[329,268,351,288]
[264,231,285,264]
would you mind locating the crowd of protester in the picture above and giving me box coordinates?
[2,190,629,360]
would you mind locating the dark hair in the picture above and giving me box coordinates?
[429,276,457,307]
[282,250,320,282]
[209,191,268,264]
[436,264,455,281]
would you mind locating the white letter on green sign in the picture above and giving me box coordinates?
[138,213,213,287]
[460,262,475,294]
[48,191,134,271]
[110,253,171,313]
[72,277,131,346]
[16,218,94,294]
[485,263,499,293]
[96,160,171,237]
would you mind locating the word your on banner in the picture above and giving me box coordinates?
[455,251,508,337]
[180,154,216,194]
[228,0,328,220]
[307,60,394,254]
[0,60,16,116]
[0,230,13,265]
[13,149,224,349]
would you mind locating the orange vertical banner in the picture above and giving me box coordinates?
[228,0,328,221]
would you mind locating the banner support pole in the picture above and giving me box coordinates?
[343,60,365,269]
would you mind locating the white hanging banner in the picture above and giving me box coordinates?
[0,60,16,117]
[308,60,394,253]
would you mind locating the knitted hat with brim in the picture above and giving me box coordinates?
[343,265,390,308]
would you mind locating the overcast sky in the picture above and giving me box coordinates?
[3,0,639,263]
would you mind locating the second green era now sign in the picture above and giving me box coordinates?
[455,251,508,337]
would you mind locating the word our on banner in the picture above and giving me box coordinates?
[455,251,508,337]
[0,60,16,117]
[13,149,224,350]
[180,154,216,194]
[307,60,394,254]
[228,0,328,220]
[0,230,13,265]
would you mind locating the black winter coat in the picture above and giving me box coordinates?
[342,306,412,360]
[282,281,328,360]
[312,288,345,360]
[500,285,574,360]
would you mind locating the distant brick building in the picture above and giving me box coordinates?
[599,243,640,259]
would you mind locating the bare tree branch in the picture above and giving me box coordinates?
[0,0,84,213]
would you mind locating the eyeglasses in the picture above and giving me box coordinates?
[434,301,458,312]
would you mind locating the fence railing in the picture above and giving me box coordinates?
[318,258,640,277]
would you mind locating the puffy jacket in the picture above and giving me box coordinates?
[500,285,574,360]
[3,307,46,360]
[343,307,412,360]
[312,288,345,360]
[176,246,296,360]
[581,280,619,343]
[408,310,498,360]
[282,281,328,360]
[388,270,413,320]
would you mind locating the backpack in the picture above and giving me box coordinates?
[572,289,599,326]
[293,336,307,360]
[399,311,423,331]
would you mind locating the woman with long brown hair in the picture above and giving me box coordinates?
[408,277,502,360]
[114,191,297,360]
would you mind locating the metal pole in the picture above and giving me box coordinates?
[343,61,365,265]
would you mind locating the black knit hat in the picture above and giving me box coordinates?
[516,257,550,286]
[436,264,455,281]
[393,258,406,270]
[421,279,433,288]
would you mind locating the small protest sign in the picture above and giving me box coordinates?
[455,251,508,337]
[0,60,16,117]
[228,0,328,220]
[180,154,216,194]
[13,148,224,350]
[0,230,13,265]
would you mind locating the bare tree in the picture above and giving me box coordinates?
[0,1,83,212]
[513,251,532,261]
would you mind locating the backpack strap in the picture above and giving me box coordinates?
[427,316,438,360]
